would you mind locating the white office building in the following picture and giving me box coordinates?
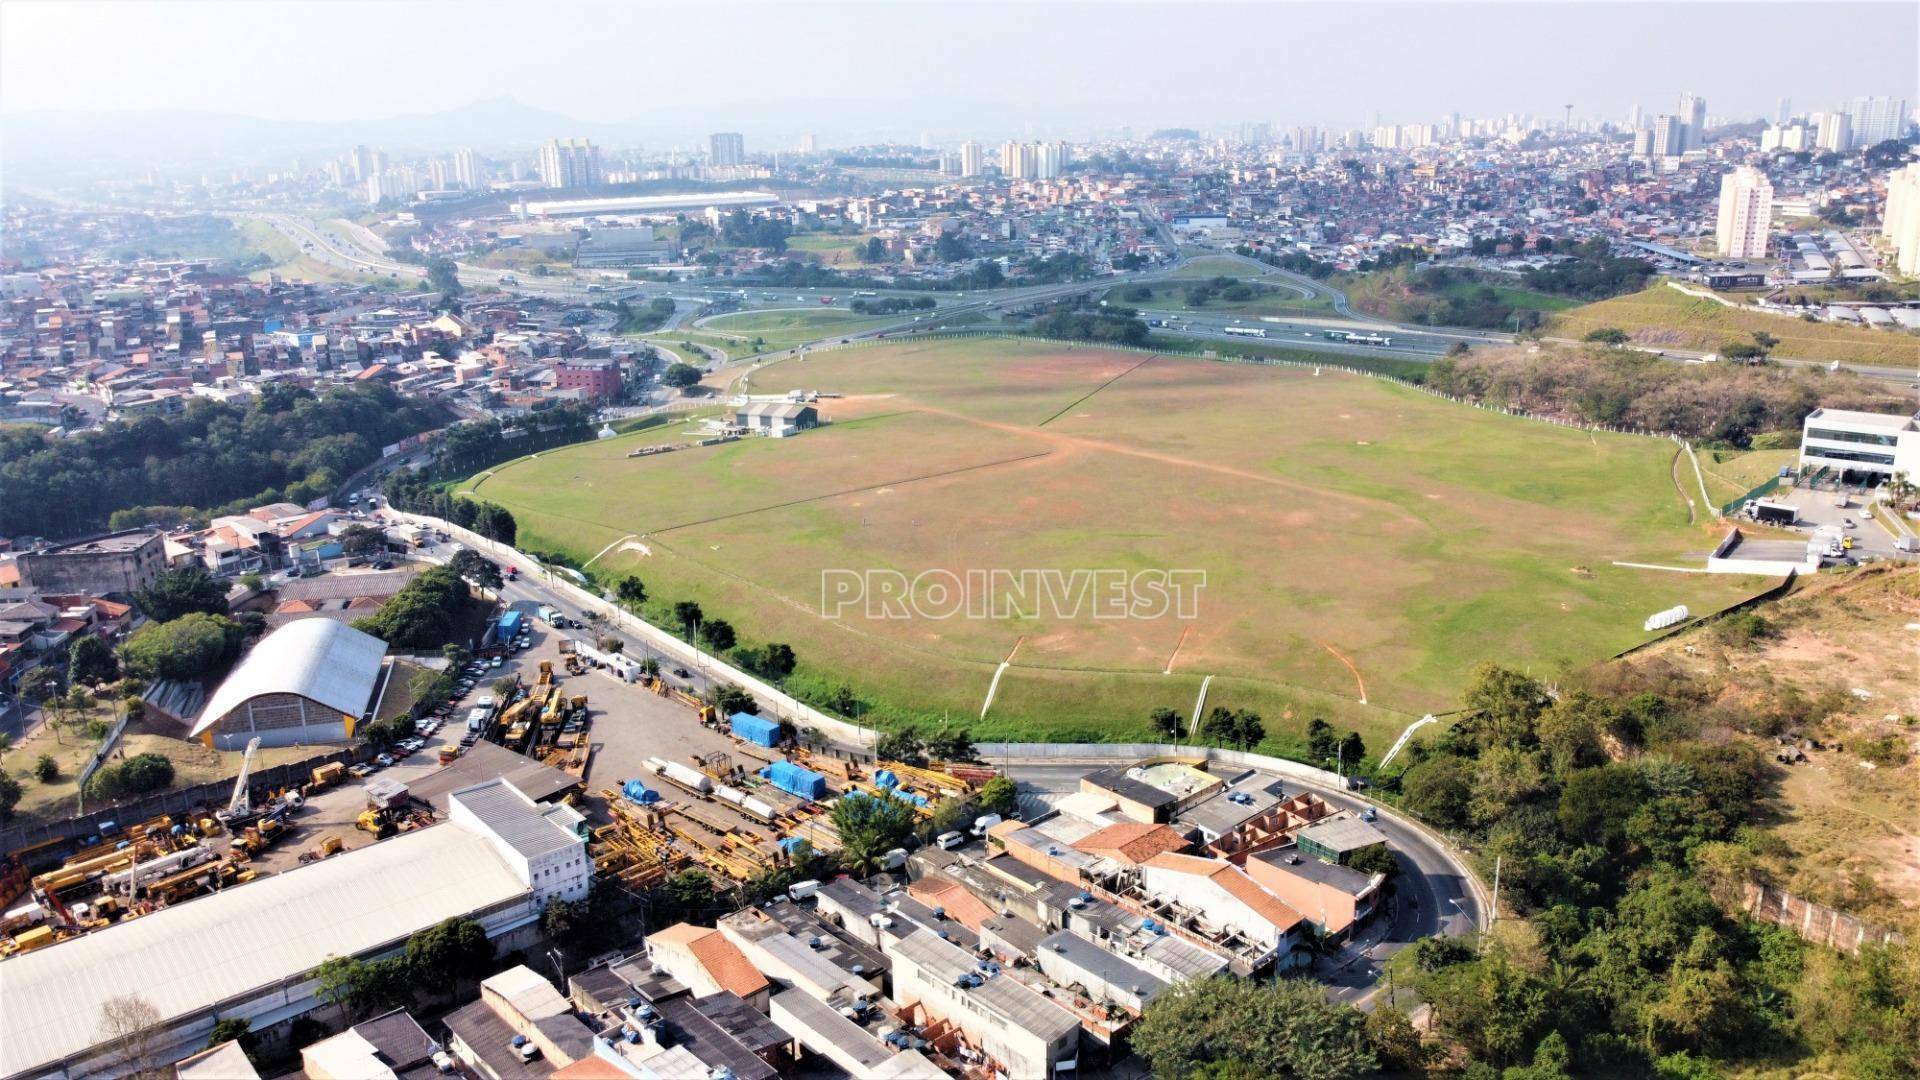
[1716,165,1773,259]
[1798,408,1920,480]
[1882,163,1920,277]
[448,777,591,907]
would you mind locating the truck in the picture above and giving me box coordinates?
[1222,325,1267,338]
[538,605,562,624]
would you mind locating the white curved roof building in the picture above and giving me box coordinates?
[191,619,388,749]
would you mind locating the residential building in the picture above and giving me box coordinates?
[1137,852,1305,963]
[302,1009,441,1079]
[1650,114,1684,158]
[1848,95,1909,144]
[1244,847,1385,941]
[886,928,1081,1079]
[710,132,746,166]
[539,138,602,189]
[1715,165,1773,260]
[1679,91,1707,152]
[1816,111,1853,153]
[959,140,984,177]
[1000,139,1035,179]
[1882,163,1920,277]
[15,529,167,595]
[455,147,479,189]
[1295,815,1391,865]
[552,359,623,401]
[646,922,774,1010]
[445,965,599,1078]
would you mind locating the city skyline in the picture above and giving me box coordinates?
[3,1,1913,139]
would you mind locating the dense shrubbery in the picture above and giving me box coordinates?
[0,382,435,539]
[1027,297,1151,346]
[118,612,245,680]
[1425,344,1906,445]
[381,473,517,544]
[350,566,472,648]
[849,296,936,315]
[85,752,175,801]
[1368,660,1920,1077]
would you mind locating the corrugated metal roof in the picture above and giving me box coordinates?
[0,824,526,1077]
[191,619,387,736]
[452,778,582,859]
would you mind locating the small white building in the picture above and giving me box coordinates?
[1798,408,1920,481]
[735,401,819,437]
[448,777,592,908]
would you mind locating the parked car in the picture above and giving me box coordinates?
[375,753,395,768]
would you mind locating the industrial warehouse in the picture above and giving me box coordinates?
[0,593,1406,1079]
[189,620,392,751]
[0,779,585,1079]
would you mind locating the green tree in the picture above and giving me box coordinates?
[1336,730,1366,767]
[206,1017,258,1060]
[1401,754,1475,828]
[118,612,245,680]
[405,916,494,991]
[672,600,704,640]
[1583,326,1630,345]
[1460,663,1553,749]
[661,363,704,389]
[976,775,1019,819]
[132,567,228,623]
[1346,844,1398,879]
[1307,718,1337,760]
[0,772,21,820]
[616,576,647,604]
[425,257,462,298]
[33,753,59,782]
[698,618,736,652]
[1133,976,1377,1080]
[67,634,119,687]
[831,792,917,873]
[875,726,925,766]
[1150,705,1183,741]
[754,643,796,681]
[447,549,503,590]
[711,683,756,715]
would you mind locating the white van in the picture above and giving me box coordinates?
[936,831,966,850]
[970,814,1003,837]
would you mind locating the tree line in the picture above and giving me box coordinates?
[0,382,437,540]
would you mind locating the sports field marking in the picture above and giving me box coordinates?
[583,533,640,568]
[1321,641,1369,704]
[979,636,1025,719]
[908,402,1433,531]
[647,448,1055,536]
[1379,713,1441,768]
[1164,624,1192,674]
[1037,353,1159,427]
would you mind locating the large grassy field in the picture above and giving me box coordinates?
[1551,284,1920,368]
[699,308,904,352]
[469,337,1771,752]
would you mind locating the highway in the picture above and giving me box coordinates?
[259,210,1918,384]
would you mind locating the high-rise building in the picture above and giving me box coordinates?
[1290,125,1319,153]
[1882,163,1920,276]
[428,159,450,190]
[799,133,818,153]
[454,148,478,189]
[1815,111,1853,153]
[539,138,602,189]
[1776,97,1793,125]
[1631,127,1656,156]
[348,145,374,181]
[999,140,1034,179]
[1848,96,1908,145]
[1761,123,1810,153]
[1679,92,1707,153]
[1715,165,1773,260]
[1650,115,1683,157]
[1034,141,1065,179]
[959,141,984,177]
[709,132,745,166]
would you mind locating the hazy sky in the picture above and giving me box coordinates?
[3,1,1915,131]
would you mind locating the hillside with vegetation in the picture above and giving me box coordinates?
[1551,283,1920,368]
[1424,342,1908,446]
[0,382,439,540]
